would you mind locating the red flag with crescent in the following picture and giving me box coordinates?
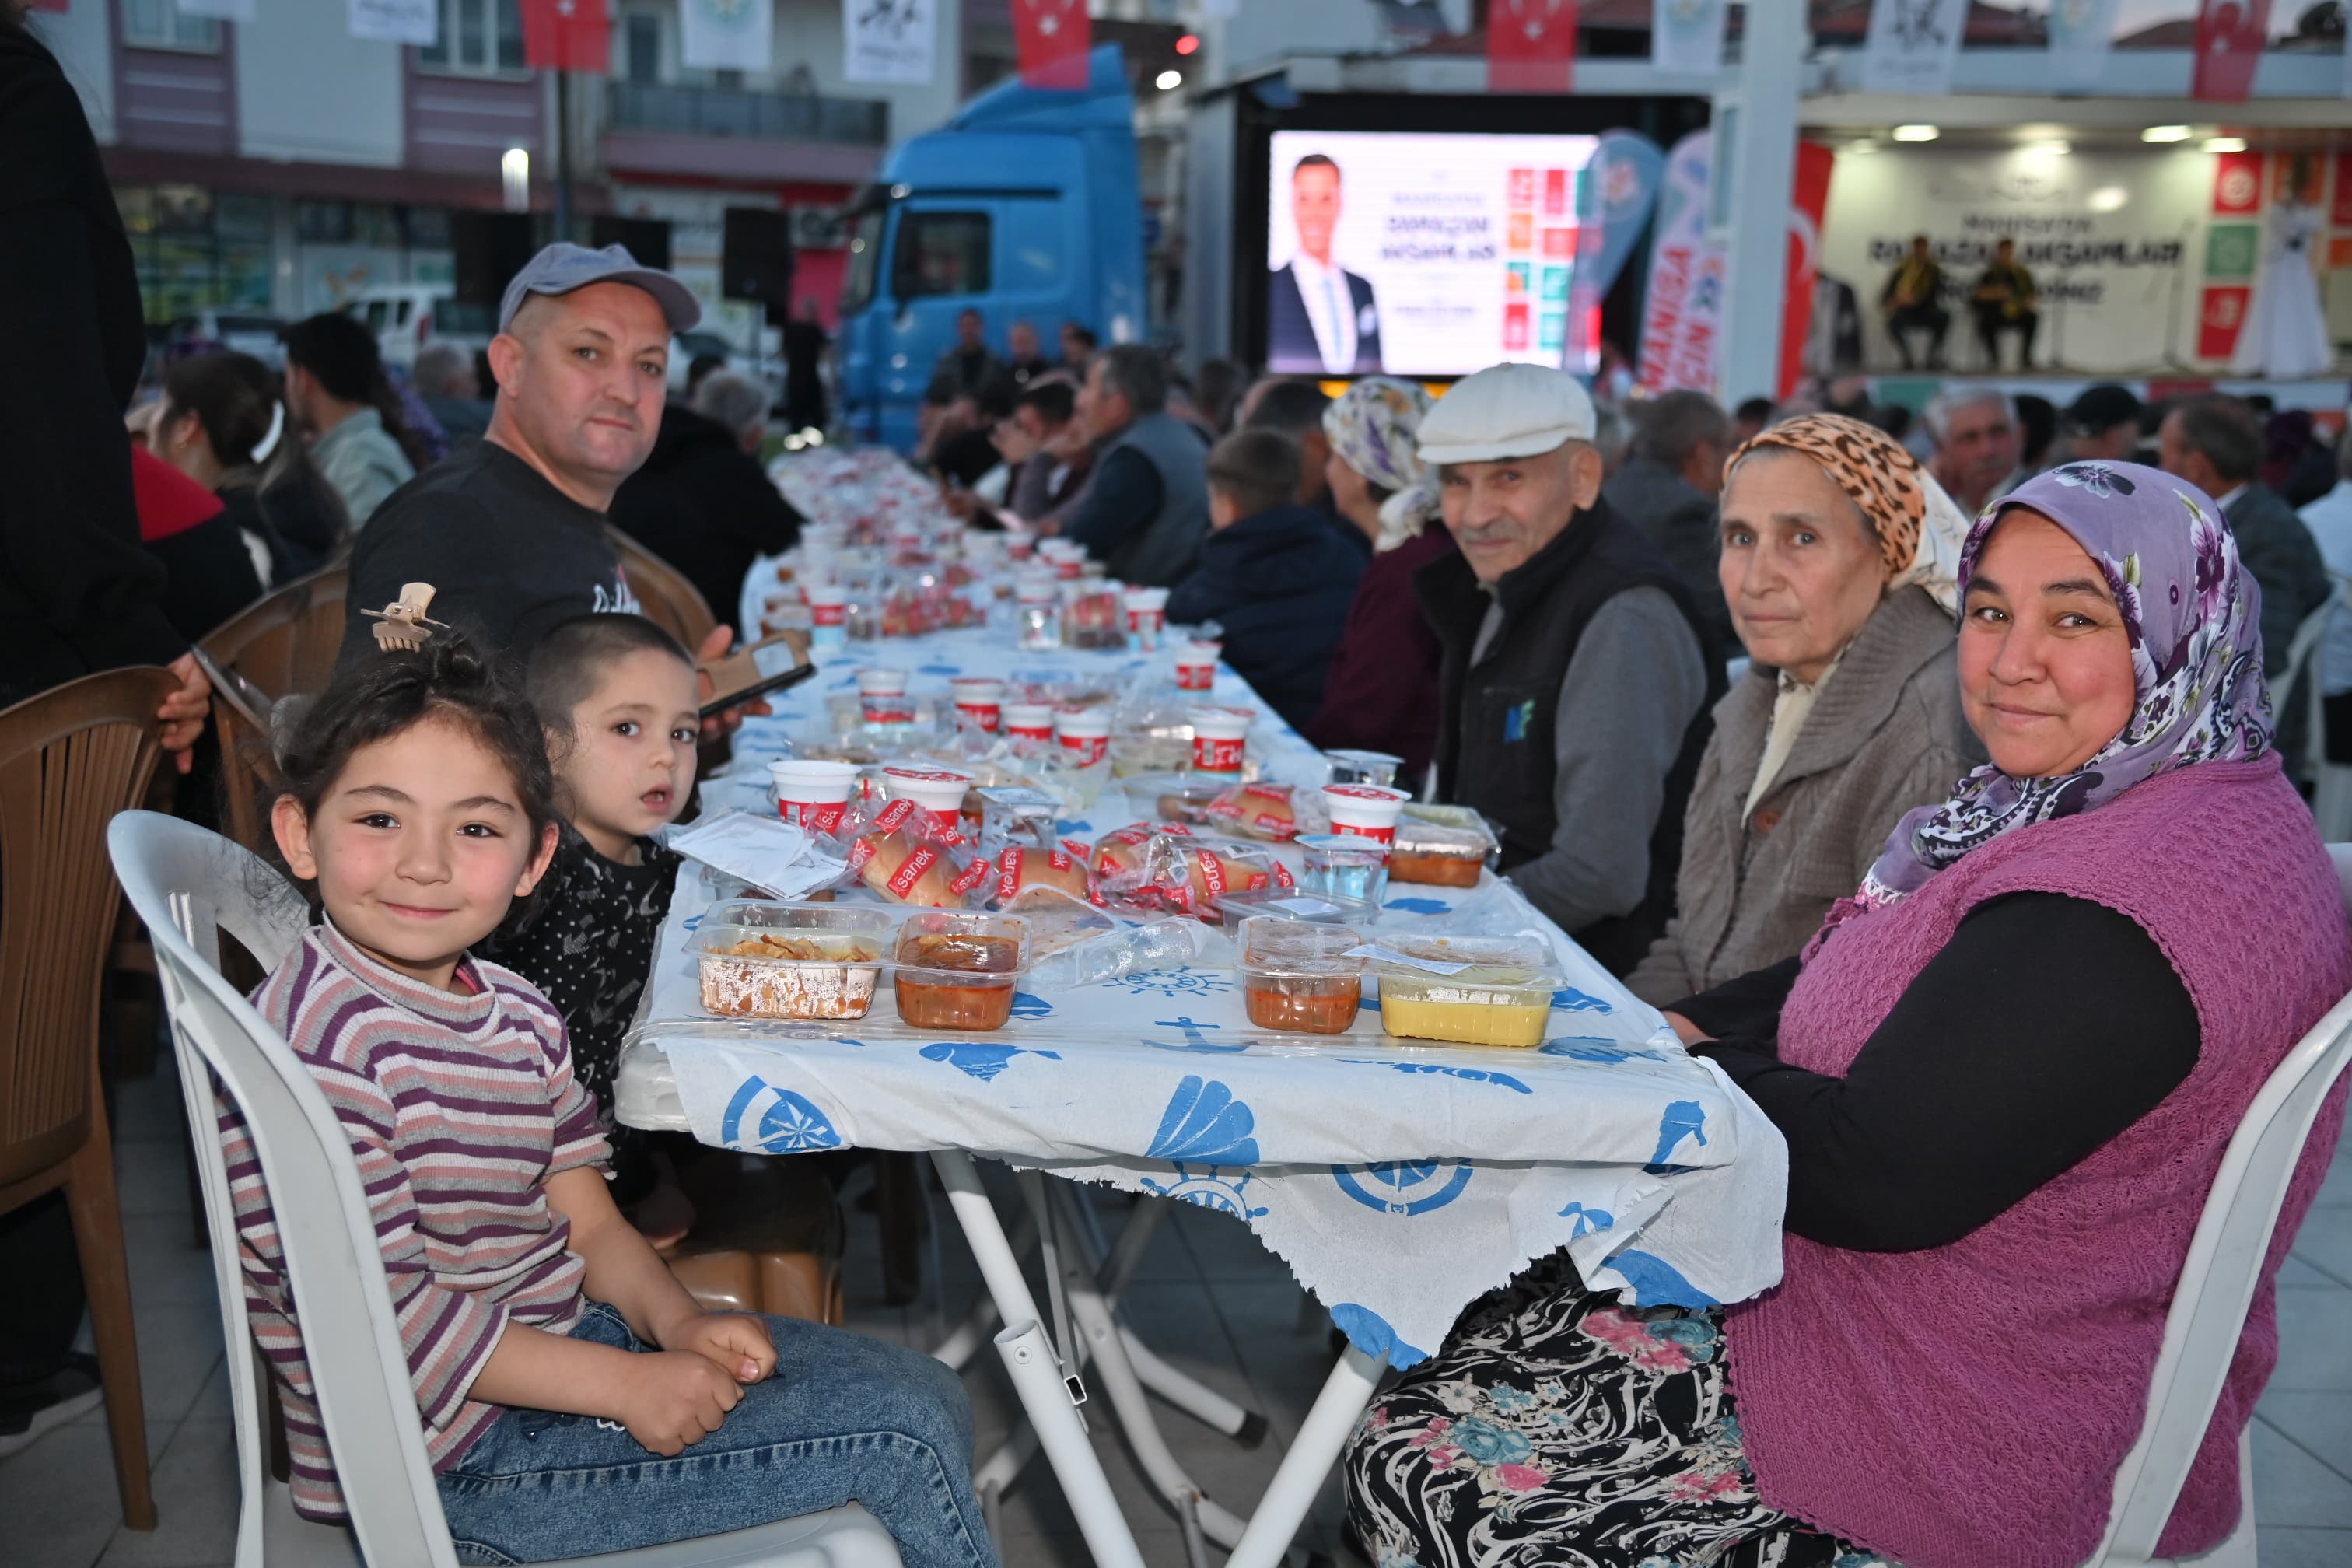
[1489,0,1577,94]
[2192,0,2270,101]
[1014,0,1090,89]
[520,0,610,73]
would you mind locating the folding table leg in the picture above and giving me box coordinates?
[930,1150,1146,1568]
[1223,1346,1384,1568]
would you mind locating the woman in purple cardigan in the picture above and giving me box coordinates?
[1300,377,1456,783]
[1342,462,2352,1568]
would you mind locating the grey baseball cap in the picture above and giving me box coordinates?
[497,242,702,334]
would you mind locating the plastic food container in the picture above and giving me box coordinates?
[1237,916,1366,1035]
[1213,886,1379,936]
[881,765,976,828]
[1390,805,1500,887]
[1324,749,1405,789]
[691,902,897,1020]
[1189,707,1252,775]
[1127,772,1225,825]
[1000,884,1118,958]
[769,758,860,834]
[892,911,1031,1031]
[1363,934,1561,1048]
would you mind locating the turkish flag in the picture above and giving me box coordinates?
[521,0,610,74]
[1776,140,1836,400]
[1013,0,1090,90]
[2192,0,2270,102]
[1489,0,1577,94]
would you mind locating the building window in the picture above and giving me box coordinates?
[892,212,992,299]
[624,12,660,84]
[121,0,222,52]
[418,0,525,75]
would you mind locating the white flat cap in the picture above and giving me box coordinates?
[1416,362,1598,465]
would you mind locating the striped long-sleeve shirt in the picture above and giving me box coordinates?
[219,920,611,1521]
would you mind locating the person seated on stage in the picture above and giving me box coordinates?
[1166,427,1365,729]
[242,634,996,1566]
[1346,461,2350,1568]
[1626,414,1979,1006]
[1969,236,2039,370]
[1412,362,1724,975]
[1879,234,1951,370]
[474,613,701,1245]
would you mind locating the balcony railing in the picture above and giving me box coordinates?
[605,82,888,146]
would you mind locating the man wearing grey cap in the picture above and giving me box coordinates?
[1412,362,1724,974]
[337,243,704,670]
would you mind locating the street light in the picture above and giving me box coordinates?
[1155,68,1181,91]
[1891,124,1938,142]
[2142,125,2193,142]
[501,147,530,213]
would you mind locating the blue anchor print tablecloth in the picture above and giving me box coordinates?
[621,625,1788,1369]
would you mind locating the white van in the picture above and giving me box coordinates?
[338,285,493,369]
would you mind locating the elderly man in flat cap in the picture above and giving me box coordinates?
[1413,362,1724,974]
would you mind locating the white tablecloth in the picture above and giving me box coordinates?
[620,624,1787,1368]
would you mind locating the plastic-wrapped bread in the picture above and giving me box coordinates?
[1202,782,1300,842]
[989,845,1094,906]
[844,798,993,907]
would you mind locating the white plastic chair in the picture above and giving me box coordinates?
[2280,583,2352,842]
[2085,843,2352,1566]
[106,810,902,1568]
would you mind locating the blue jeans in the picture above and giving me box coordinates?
[436,1303,999,1567]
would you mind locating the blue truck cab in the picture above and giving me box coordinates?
[836,44,1143,452]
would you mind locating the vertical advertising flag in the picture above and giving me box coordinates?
[1859,0,1967,96]
[681,0,773,72]
[521,0,610,72]
[1489,0,1577,95]
[350,0,437,47]
[1650,0,1727,75]
[2191,0,2270,102]
[1636,129,1724,395]
[2045,0,2120,91]
[1013,0,1090,89]
[844,0,936,85]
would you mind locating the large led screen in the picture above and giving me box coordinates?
[1264,130,1601,378]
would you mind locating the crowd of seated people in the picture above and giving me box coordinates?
[9,13,2350,1549]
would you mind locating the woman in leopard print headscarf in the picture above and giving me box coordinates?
[1621,411,1982,1004]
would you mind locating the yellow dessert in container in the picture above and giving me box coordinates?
[1367,935,1562,1049]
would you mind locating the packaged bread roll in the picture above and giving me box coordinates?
[844,798,993,907]
[989,845,1093,906]
[1202,782,1300,842]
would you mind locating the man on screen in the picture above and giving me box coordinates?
[1269,154,1383,375]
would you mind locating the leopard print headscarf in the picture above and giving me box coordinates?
[1725,412,1970,613]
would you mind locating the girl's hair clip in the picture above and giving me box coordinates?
[362,582,450,653]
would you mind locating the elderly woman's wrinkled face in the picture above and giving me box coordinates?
[1958,509,2137,779]
[1718,450,1888,685]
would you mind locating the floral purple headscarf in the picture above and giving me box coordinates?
[1843,459,2272,917]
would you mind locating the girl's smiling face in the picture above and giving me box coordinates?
[273,712,558,990]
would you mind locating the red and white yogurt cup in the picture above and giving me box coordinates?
[1174,644,1219,692]
[1053,707,1111,765]
[856,667,914,726]
[949,677,1006,734]
[1003,702,1056,744]
[1124,586,1169,648]
[1189,707,1253,775]
[807,582,848,646]
[881,766,976,831]
[769,758,860,834]
[1006,534,1036,562]
[1321,782,1412,859]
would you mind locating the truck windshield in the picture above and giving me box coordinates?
[842,205,885,317]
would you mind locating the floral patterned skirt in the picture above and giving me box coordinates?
[1341,1255,1895,1568]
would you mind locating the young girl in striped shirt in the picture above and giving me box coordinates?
[229,635,996,1567]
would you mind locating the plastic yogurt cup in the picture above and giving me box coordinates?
[1321,782,1412,854]
[1053,707,1111,764]
[949,677,1006,733]
[881,765,977,828]
[1189,707,1253,775]
[769,758,860,833]
[1003,702,1055,743]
